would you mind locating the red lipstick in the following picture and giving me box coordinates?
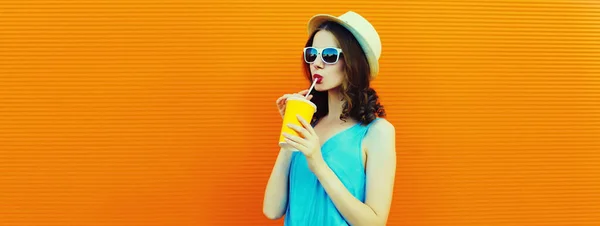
[313,74,323,84]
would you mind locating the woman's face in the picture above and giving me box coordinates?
[308,30,345,92]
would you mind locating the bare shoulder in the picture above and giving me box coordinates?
[371,118,395,133]
[363,118,396,153]
[365,118,395,140]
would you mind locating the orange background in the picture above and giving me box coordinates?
[1,0,600,225]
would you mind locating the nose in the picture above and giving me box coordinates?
[311,54,325,69]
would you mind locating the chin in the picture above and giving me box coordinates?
[314,84,330,92]
[315,82,342,92]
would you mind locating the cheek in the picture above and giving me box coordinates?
[332,63,345,81]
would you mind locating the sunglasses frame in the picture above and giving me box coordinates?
[303,47,343,65]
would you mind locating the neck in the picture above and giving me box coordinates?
[326,87,345,122]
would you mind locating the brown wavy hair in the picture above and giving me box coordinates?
[303,21,386,126]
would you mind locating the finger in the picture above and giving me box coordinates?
[276,95,287,105]
[297,115,316,136]
[287,123,311,139]
[307,94,313,101]
[282,132,309,147]
[279,94,293,104]
[284,137,307,154]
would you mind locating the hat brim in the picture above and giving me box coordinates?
[307,14,379,80]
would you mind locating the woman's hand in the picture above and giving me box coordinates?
[275,90,313,119]
[282,114,325,172]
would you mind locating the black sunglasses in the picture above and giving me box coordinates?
[303,47,343,64]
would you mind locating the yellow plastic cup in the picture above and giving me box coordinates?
[278,95,317,151]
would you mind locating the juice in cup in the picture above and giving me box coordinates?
[279,96,317,151]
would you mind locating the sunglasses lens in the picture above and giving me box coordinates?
[304,48,318,63]
[322,48,339,63]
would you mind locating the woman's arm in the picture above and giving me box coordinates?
[313,119,397,226]
[262,147,294,220]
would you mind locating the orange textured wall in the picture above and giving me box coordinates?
[1,0,599,225]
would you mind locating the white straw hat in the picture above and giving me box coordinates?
[307,11,382,80]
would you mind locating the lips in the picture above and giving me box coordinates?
[313,74,323,84]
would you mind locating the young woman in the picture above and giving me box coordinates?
[263,11,397,226]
